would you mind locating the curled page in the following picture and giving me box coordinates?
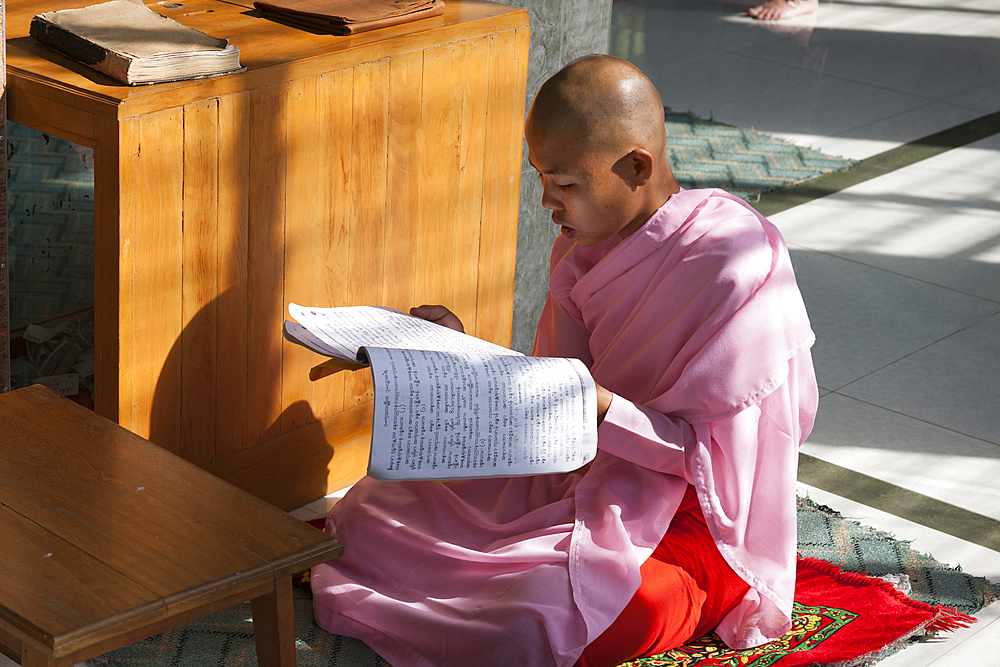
[286,303,519,363]
[282,320,353,359]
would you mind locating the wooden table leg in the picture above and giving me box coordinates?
[250,574,297,667]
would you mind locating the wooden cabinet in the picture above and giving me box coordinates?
[6,0,529,510]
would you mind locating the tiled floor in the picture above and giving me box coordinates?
[609,0,1000,663]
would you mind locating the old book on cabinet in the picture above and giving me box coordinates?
[30,0,242,85]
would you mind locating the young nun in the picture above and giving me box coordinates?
[310,54,818,667]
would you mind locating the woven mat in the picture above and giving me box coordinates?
[794,497,998,615]
[664,109,855,202]
[89,497,997,667]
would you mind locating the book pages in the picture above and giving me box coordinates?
[287,303,519,362]
[38,0,228,58]
[30,0,242,84]
[365,347,597,481]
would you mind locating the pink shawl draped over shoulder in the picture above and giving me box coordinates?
[536,188,818,650]
[310,188,817,666]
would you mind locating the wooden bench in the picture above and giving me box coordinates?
[0,385,343,667]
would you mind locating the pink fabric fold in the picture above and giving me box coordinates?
[311,188,818,665]
[539,188,817,650]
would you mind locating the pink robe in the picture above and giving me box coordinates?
[311,188,818,666]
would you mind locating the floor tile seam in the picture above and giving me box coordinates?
[755,108,1000,217]
[808,19,1000,46]
[919,606,1000,662]
[923,629,982,667]
[822,98,998,146]
[721,25,805,57]
[733,50,942,103]
[823,3,1000,20]
[942,78,1000,106]
[796,453,1000,553]
[953,609,1000,635]
[820,389,1000,450]
[811,461,977,526]
[645,47,743,76]
[786,242,1000,307]
[609,24,788,62]
[941,94,1000,116]
[802,445,942,501]
[796,99,945,147]
[873,307,999,371]
[922,637,984,665]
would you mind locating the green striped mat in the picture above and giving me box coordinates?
[664,109,856,202]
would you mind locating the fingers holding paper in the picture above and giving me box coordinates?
[410,305,465,333]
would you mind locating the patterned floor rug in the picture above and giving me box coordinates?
[622,498,999,667]
[664,109,855,202]
[89,497,997,667]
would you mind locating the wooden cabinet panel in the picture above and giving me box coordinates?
[345,60,389,411]
[131,108,185,454]
[247,82,288,448]
[181,99,221,466]
[215,91,252,459]
[281,76,322,435]
[6,0,530,510]
[312,70,354,422]
[478,28,530,345]
[385,52,422,316]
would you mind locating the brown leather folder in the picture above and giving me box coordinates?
[254,0,445,35]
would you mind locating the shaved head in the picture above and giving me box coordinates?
[525,55,679,246]
[526,54,667,160]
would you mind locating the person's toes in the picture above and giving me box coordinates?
[747,1,780,20]
[748,0,818,20]
[749,3,779,20]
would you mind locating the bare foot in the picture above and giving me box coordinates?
[748,0,818,20]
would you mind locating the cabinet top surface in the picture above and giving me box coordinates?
[6,0,528,116]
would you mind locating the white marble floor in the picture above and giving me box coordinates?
[610,0,1000,664]
[611,0,1000,160]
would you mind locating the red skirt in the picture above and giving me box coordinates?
[575,485,751,667]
